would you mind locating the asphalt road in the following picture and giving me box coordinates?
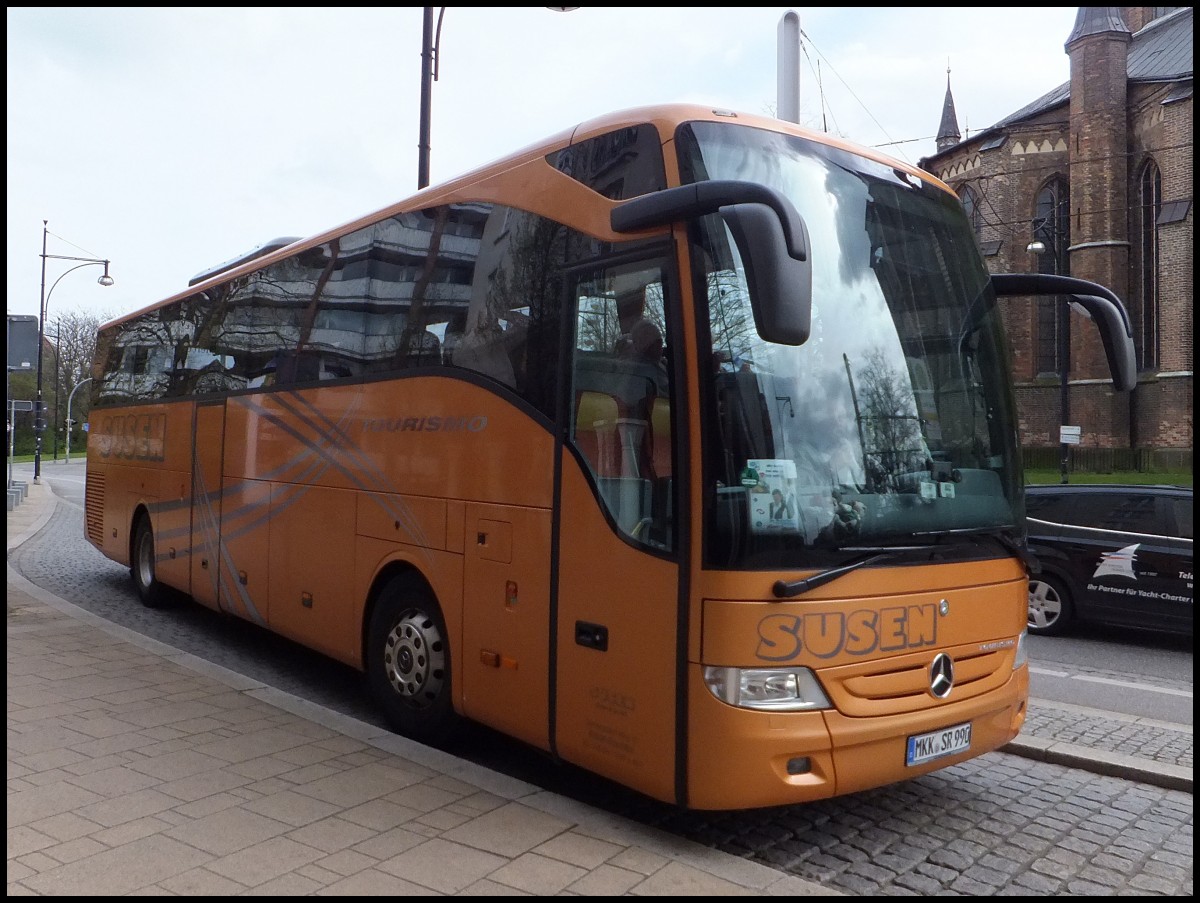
[1027,631,1192,725]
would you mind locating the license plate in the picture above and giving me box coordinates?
[906,722,972,766]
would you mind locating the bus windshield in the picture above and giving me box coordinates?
[678,120,1022,569]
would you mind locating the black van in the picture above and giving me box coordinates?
[1025,484,1193,637]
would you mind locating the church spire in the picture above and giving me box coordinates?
[936,64,961,152]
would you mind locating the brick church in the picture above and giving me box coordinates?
[920,6,1192,468]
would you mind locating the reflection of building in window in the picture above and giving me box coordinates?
[93,199,571,420]
[452,303,524,388]
[436,313,466,362]
[127,346,151,375]
[399,329,442,367]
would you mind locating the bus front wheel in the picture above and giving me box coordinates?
[131,516,170,609]
[367,577,460,743]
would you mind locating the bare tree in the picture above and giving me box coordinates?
[707,270,756,364]
[852,348,926,485]
[49,307,117,452]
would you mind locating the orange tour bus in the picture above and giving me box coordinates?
[85,104,1136,810]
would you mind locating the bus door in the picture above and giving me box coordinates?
[212,397,272,624]
[190,400,226,611]
[190,397,271,625]
[551,264,683,804]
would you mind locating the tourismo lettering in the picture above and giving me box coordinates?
[755,605,939,661]
[96,413,167,462]
[362,415,488,433]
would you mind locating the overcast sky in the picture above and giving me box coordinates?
[7,6,1081,327]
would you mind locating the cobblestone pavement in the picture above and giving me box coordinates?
[1020,700,1192,771]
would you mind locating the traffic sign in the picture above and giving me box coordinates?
[1060,425,1082,445]
[6,315,38,370]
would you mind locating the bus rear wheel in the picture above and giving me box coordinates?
[367,576,460,743]
[131,516,170,609]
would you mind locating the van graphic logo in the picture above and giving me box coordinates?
[1092,543,1139,581]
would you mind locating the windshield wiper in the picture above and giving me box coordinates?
[772,544,940,599]
[912,527,1039,575]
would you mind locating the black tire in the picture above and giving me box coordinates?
[1027,572,1074,636]
[131,515,171,609]
[367,575,460,743]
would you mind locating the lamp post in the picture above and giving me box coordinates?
[1055,291,1070,485]
[46,324,61,463]
[417,7,579,189]
[35,220,114,483]
[417,7,439,190]
[65,377,93,465]
[1026,234,1070,484]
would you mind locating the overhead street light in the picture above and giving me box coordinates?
[65,377,94,465]
[417,7,579,190]
[1026,227,1070,485]
[35,220,114,483]
[45,324,60,463]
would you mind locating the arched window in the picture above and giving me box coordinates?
[1032,177,1070,376]
[1137,160,1161,371]
[959,185,982,239]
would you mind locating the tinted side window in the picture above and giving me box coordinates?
[358,206,485,377]
[569,261,675,551]
[93,203,568,421]
[93,288,246,403]
[547,124,667,200]
[1025,492,1076,524]
[1163,495,1192,539]
[1071,492,1160,534]
[445,204,570,419]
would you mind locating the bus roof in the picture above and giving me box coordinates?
[187,236,303,287]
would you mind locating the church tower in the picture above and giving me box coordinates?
[935,67,961,152]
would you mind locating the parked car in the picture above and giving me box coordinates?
[1025,483,1193,637]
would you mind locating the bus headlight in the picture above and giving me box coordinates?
[702,666,832,711]
[1013,630,1028,669]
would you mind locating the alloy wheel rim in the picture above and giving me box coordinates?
[383,609,446,706]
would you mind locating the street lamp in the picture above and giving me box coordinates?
[1026,234,1070,485]
[65,377,93,465]
[417,7,579,189]
[35,220,114,483]
[46,324,61,463]
[417,7,441,190]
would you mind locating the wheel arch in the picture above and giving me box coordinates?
[362,557,463,741]
[129,503,153,565]
[1028,565,1077,636]
[1033,560,1074,598]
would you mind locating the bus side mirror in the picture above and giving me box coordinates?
[719,201,812,346]
[1066,293,1138,392]
[611,179,812,348]
[991,273,1137,391]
